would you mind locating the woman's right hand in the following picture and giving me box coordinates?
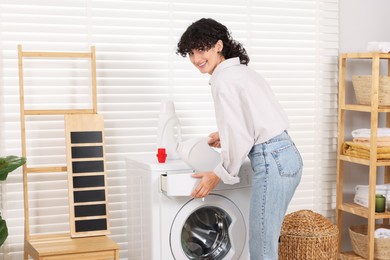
[208,132,221,148]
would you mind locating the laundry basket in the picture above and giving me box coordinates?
[349,224,390,260]
[278,210,338,260]
[352,75,390,106]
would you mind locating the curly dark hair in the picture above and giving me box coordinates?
[176,18,250,65]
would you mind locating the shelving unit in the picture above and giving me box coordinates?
[336,52,390,259]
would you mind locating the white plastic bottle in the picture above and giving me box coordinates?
[176,137,221,171]
[157,99,182,160]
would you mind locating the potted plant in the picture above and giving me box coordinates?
[0,156,26,246]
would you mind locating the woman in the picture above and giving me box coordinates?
[176,18,303,260]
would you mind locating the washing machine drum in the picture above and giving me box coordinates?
[170,194,246,260]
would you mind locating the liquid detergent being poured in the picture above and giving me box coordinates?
[157,99,182,160]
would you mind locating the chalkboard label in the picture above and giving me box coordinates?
[71,131,102,143]
[73,175,105,188]
[75,219,107,232]
[74,190,106,203]
[75,204,106,217]
[72,160,104,173]
[72,146,103,158]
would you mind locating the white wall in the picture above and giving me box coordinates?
[339,0,390,251]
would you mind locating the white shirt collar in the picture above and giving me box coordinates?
[209,57,241,85]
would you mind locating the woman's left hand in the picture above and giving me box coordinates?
[191,171,221,198]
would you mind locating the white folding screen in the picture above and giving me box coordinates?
[0,0,339,259]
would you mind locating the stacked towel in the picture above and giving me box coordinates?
[343,128,390,160]
[353,184,390,208]
[353,137,390,147]
[367,42,390,53]
[342,142,390,161]
[352,128,390,138]
[375,228,390,238]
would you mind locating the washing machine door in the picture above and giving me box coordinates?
[170,194,246,260]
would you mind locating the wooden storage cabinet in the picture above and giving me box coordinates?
[336,52,390,259]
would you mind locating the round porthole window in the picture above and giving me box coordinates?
[181,206,231,260]
[170,195,246,260]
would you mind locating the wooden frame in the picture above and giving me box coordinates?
[18,45,119,260]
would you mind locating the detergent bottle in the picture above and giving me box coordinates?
[157,99,182,160]
[176,137,221,171]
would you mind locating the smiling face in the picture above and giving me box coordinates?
[188,40,225,75]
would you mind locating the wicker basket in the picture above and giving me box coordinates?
[352,75,390,106]
[349,224,390,260]
[278,210,338,260]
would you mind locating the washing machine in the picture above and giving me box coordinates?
[126,155,252,260]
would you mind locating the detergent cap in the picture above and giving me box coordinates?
[156,148,167,163]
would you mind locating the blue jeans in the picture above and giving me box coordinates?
[248,131,302,260]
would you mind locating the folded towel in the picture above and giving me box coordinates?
[354,191,390,210]
[342,141,390,161]
[353,137,390,147]
[367,42,390,53]
[354,196,369,207]
[353,195,390,208]
[352,128,390,138]
[354,137,390,142]
[355,191,388,198]
[374,228,390,238]
[355,184,390,192]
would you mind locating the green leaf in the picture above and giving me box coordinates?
[0,156,26,181]
[0,217,8,247]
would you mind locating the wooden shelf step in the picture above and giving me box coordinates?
[340,52,390,59]
[339,154,390,166]
[340,202,390,219]
[342,104,390,112]
[339,251,364,260]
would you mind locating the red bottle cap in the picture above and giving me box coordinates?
[156,148,167,163]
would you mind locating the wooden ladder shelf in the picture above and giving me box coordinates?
[18,45,119,260]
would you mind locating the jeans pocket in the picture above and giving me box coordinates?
[271,144,303,177]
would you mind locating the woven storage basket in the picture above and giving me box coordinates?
[352,75,390,106]
[278,210,338,260]
[349,224,390,260]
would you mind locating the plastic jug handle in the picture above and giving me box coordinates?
[176,122,182,143]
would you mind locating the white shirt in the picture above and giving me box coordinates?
[209,57,289,184]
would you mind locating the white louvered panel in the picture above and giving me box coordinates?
[313,0,339,218]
